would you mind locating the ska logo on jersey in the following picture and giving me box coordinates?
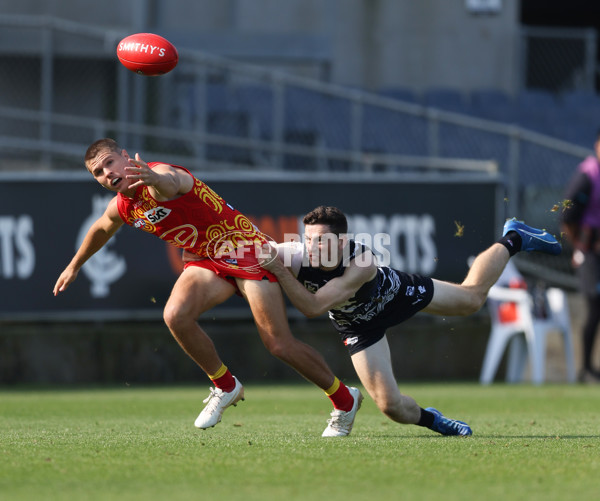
[144,207,172,224]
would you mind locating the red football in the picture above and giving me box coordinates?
[116,33,178,76]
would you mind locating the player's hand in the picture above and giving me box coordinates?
[53,267,79,296]
[125,153,159,189]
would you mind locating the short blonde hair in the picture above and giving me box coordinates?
[84,138,121,170]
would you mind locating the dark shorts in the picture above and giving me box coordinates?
[577,252,600,297]
[335,273,434,356]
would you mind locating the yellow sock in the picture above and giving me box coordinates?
[208,363,228,380]
[324,376,341,396]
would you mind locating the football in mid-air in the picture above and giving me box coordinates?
[116,33,178,76]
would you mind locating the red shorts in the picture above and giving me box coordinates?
[183,243,278,292]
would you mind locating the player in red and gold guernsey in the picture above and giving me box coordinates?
[53,138,362,436]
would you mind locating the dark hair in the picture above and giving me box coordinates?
[85,138,121,169]
[302,206,348,236]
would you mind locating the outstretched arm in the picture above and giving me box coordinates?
[125,154,193,201]
[260,243,376,318]
[53,198,124,295]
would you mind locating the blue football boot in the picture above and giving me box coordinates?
[503,218,561,255]
[426,407,472,436]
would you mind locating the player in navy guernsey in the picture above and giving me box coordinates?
[260,205,562,436]
[297,239,426,339]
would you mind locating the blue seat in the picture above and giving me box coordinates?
[284,128,321,170]
[422,88,469,112]
[553,116,595,147]
[284,87,322,130]
[561,90,600,111]
[555,91,600,145]
[237,85,275,138]
[378,87,419,104]
[516,89,557,109]
[312,97,351,150]
[206,82,240,113]
[515,90,560,136]
[362,105,428,156]
[471,89,511,107]
[435,123,510,167]
[206,111,255,164]
[469,89,516,122]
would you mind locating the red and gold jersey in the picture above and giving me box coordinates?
[116,163,265,259]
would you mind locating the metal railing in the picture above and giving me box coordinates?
[0,15,594,288]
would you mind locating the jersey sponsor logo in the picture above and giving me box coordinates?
[133,218,147,229]
[343,336,359,346]
[144,207,171,224]
[412,285,428,305]
[160,224,199,248]
[303,280,320,294]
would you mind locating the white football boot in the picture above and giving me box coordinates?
[322,386,363,437]
[194,377,245,429]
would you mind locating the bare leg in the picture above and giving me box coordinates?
[351,337,421,424]
[237,278,335,390]
[461,243,510,290]
[424,243,510,316]
[163,266,237,374]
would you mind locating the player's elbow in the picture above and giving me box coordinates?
[300,304,328,319]
[457,293,486,316]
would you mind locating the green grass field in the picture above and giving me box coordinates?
[1,383,599,500]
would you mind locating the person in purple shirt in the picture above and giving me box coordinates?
[562,131,600,383]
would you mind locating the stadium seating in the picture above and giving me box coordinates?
[283,128,323,170]
[469,88,515,122]
[236,85,275,138]
[560,90,600,111]
[377,87,419,104]
[422,87,469,113]
[361,106,429,157]
[206,110,259,164]
[196,81,598,169]
[555,91,600,147]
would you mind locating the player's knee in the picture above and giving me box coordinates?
[163,303,186,332]
[261,336,290,360]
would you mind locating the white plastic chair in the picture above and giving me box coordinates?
[479,286,576,385]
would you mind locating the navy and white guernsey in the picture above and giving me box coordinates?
[296,239,434,354]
